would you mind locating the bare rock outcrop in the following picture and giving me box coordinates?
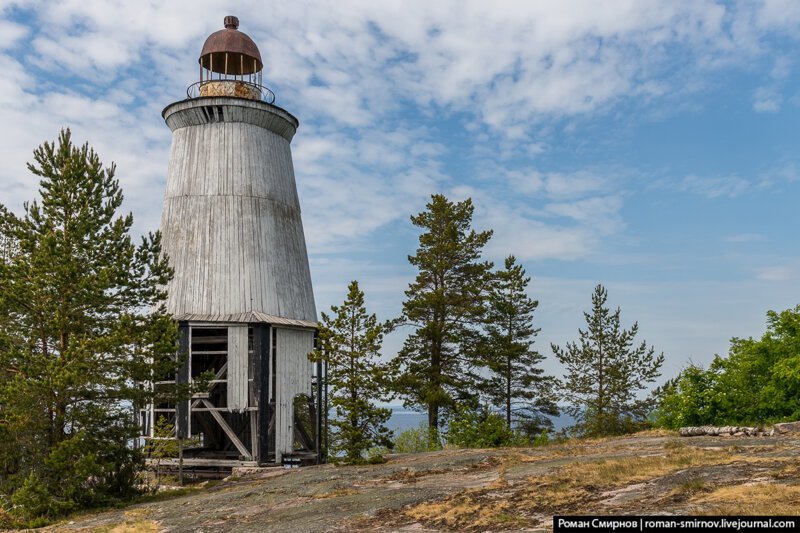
[678,425,765,437]
[773,421,800,434]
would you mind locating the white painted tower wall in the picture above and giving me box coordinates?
[158,96,317,462]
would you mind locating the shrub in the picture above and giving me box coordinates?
[366,446,389,464]
[393,424,439,454]
[446,408,513,448]
[10,473,57,523]
[531,429,550,446]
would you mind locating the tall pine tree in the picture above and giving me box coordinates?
[0,130,179,520]
[481,255,558,435]
[312,281,392,463]
[391,194,493,443]
[552,284,664,437]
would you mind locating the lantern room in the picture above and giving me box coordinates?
[189,16,275,103]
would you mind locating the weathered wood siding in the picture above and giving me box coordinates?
[159,99,316,323]
[274,327,313,460]
[227,325,249,411]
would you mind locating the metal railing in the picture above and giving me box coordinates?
[186,80,276,104]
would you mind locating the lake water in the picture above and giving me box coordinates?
[384,406,575,434]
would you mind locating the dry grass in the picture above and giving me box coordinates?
[401,446,745,530]
[696,483,800,514]
[530,447,730,492]
[107,521,160,533]
[675,477,708,495]
[399,458,516,530]
[97,509,161,533]
[631,428,679,438]
[92,519,160,533]
[406,494,521,530]
[312,487,361,499]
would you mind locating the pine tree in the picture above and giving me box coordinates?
[0,130,179,518]
[481,255,558,435]
[312,281,392,463]
[552,284,664,437]
[391,194,493,443]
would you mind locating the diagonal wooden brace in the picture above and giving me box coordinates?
[201,399,252,459]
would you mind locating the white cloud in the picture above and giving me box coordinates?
[545,195,624,234]
[293,125,447,251]
[753,86,781,112]
[753,54,792,112]
[0,18,26,49]
[756,266,799,281]
[724,233,763,243]
[543,170,609,200]
[478,194,623,262]
[676,174,752,198]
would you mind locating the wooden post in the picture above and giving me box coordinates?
[253,324,270,463]
[323,360,328,461]
[315,357,323,464]
[176,324,190,439]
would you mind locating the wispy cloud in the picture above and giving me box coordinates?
[756,266,799,281]
[724,233,763,243]
[753,86,782,112]
[676,174,753,198]
[752,55,791,112]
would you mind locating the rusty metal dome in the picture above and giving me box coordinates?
[200,16,263,75]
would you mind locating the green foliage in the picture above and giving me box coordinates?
[0,130,180,522]
[10,474,54,525]
[392,423,440,454]
[653,365,718,429]
[391,194,493,442]
[479,255,558,432]
[655,306,800,428]
[312,281,393,464]
[531,429,551,447]
[553,284,664,437]
[365,446,389,464]
[145,416,179,457]
[446,407,513,448]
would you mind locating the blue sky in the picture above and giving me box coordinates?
[2,1,800,382]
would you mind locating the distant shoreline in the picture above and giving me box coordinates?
[382,405,574,433]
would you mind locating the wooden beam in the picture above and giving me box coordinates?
[253,324,270,463]
[250,410,258,461]
[227,325,248,411]
[192,407,257,412]
[176,324,190,439]
[201,399,252,459]
[148,458,259,468]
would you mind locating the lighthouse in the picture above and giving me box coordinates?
[148,16,321,467]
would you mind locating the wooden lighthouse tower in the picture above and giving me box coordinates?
[147,16,322,467]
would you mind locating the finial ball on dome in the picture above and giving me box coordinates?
[224,16,239,30]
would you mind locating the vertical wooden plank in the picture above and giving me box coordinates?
[274,327,314,460]
[176,323,190,439]
[227,325,248,411]
[252,324,270,463]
